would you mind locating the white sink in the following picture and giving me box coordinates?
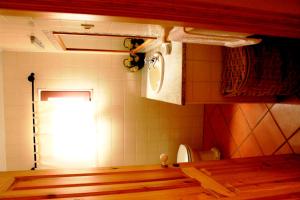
[147,52,164,93]
[142,42,182,105]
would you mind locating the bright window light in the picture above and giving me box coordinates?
[38,90,97,169]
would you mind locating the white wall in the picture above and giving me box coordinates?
[0,51,6,171]
[3,51,204,170]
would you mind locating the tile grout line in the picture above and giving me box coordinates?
[265,103,274,111]
[251,132,265,155]
[286,127,300,141]
[218,104,240,157]
[283,127,300,154]
[268,109,295,155]
[233,105,252,153]
[240,104,269,133]
[205,105,225,156]
[232,131,253,157]
[238,104,268,156]
[272,141,290,155]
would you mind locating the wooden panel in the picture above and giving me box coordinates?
[52,31,156,53]
[0,155,300,199]
[55,187,205,200]
[182,167,234,197]
[0,1,299,38]
[0,179,200,199]
[0,178,14,193]
[12,170,186,190]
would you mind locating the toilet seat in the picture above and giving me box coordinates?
[177,144,192,163]
[177,144,221,163]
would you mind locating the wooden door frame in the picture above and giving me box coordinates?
[0,0,299,38]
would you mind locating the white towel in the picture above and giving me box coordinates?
[168,27,261,47]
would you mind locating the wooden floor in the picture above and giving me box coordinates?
[0,154,300,199]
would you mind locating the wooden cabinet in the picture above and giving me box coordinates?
[184,44,276,104]
[1,154,300,199]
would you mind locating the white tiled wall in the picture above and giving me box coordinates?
[3,51,204,170]
[0,51,6,171]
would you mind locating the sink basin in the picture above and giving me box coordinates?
[148,52,164,93]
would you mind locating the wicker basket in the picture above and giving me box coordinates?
[221,37,300,97]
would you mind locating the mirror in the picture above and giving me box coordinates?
[53,31,157,53]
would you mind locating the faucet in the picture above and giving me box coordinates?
[144,55,159,69]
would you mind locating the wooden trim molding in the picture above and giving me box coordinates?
[52,31,156,53]
[0,0,299,38]
[52,31,157,40]
[0,155,300,199]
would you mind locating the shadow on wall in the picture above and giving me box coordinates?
[203,104,238,158]
[203,104,300,159]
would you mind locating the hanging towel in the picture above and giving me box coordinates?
[168,27,261,47]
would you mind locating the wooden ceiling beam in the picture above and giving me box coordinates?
[0,0,299,38]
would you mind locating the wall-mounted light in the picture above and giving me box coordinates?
[30,35,45,49]
[81,23,95,30]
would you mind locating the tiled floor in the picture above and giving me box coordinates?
[202,104,300,159]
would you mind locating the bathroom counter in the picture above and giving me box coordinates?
[141,43,276,105]
[141,41,184,105]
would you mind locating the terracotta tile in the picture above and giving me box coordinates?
[219,104,239,124]
[253,113,285,155]
[203,111,209,129]
[274,142,293,155]
[202,109,216,150]
[288,129,300,153]
[239,134,263,157]
[204,104,216,115]
[210,107,237,158]
[202,136,214,151]
[229,108,251,146]
[240,104,268,129]
[202,120,217,151]
[203,110,209,124]
[271,104,300,138]
[231,150,241,158]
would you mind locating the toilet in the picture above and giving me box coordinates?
[177,144,220,163]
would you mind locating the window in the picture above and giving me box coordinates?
[37,90,97,169]
[40,91,91,101]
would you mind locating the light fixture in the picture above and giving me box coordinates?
[81,23,95,30]
[30,35,45,49]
